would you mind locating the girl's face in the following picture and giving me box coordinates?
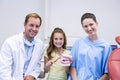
[82,18,98,36]
[53,33,64,49]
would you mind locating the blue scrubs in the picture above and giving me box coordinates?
[69,37,112,80]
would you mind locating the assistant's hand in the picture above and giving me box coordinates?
[24,75,35,80]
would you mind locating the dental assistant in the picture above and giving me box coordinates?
[69,13,112,80]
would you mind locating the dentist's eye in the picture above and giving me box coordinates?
[29,24,34,27]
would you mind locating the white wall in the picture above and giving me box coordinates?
[44,0,120,46]
[0,0,45,48]
[0,0,120,48]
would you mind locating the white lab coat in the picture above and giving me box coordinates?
[0,33,44,80]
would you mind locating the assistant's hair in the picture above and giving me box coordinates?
[47,27,67,60]
[25,13,42,26]
[81,13,97,25]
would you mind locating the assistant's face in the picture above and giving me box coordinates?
[53,33,64,49]
[24,17,40,41]
[82,18,98,36]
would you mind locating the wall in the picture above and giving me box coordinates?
[44,0,120,46]
[0,0,45,48]
[0,0,120,48]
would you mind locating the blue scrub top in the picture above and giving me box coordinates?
[69,37,112,80]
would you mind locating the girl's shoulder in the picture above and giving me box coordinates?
[63,49,71,55]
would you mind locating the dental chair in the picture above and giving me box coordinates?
[108,36,120,80]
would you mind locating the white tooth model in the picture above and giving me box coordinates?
[60,54,72,66]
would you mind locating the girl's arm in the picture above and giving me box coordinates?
[44,56,61,73]
[44,56,52,73]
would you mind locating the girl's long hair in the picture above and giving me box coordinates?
[47,27,67,60]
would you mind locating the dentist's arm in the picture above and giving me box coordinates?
[0,41,13,80]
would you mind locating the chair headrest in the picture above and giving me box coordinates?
[108,48,120,80]
[115,36,120,44]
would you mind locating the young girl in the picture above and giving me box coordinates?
[44,27,72,80]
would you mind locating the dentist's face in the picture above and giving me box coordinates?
[24,17,40,41]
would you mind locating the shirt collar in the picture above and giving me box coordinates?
[23,38,35,47]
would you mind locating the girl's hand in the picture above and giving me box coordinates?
[52,56,61,63]
[45,57,61,68]
[45,61,53,68]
